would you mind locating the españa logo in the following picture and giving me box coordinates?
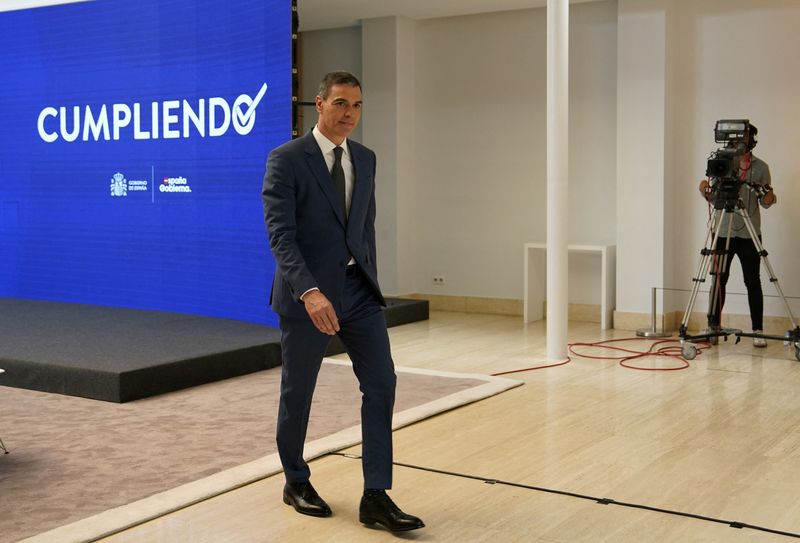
[38,83,268,143]
[161,176,192,193]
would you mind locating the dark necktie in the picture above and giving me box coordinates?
[331,146,347,219]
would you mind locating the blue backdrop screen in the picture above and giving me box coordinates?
[0,0,290,326]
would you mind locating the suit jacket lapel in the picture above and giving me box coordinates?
[303,133,346,228]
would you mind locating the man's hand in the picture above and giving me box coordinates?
[762,188,776,207]
[302,290,340,335]
[698,179,713,201]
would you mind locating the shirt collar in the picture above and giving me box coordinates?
[312,125,348,158]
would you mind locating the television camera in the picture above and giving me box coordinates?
[704,119,765,210]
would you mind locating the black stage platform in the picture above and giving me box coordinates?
[0,297,428,403]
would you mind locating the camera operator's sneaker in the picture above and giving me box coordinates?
[753,331,767,348]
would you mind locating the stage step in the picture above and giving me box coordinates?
[0,297,428,402]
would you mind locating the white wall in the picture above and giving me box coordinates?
[302,2,618,302]
[361,17,417,295]
[306,2,800,325]
[616,0,668,315]
[299,26,363,141]
[409,1,618,300]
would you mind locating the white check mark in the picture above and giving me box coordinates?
[235,83,268,126]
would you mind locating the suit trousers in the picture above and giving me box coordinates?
[276,265,396,490]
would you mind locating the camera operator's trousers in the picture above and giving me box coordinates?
[708,236,763,330]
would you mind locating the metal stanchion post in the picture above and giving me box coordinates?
[637,287,671,338]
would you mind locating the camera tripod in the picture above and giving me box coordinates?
[678,192,800,361]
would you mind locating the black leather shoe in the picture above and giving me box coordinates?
[283,482,332,517]
[359,490,425,532]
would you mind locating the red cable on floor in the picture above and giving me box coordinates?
[570,337,706,371]
[490,337,711,376]
[490,358,571,376]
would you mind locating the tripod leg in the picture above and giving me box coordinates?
[680,209,725,338]
[736,208,799,329]
[706,215,735,333]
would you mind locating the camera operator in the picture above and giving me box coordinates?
[698,125,776,346]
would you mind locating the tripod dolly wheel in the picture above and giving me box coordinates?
[682,343,697,360]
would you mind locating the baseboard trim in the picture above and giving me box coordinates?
[613,310,795,334]
[395,295,793,332]
[401,294,601,323]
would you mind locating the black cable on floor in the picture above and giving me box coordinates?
[329,452,800,539]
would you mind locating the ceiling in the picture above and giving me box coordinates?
[1,0,604,30]
[297,0,603,31]
[0,0,87,11]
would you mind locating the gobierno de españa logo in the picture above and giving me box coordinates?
[110,172,149,197]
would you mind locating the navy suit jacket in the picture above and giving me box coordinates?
[262,130,385,319]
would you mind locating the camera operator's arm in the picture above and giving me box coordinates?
[698,179,713,202]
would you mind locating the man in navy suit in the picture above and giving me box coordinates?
[262,71,424,532]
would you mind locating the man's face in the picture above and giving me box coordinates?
[315,83,362,144]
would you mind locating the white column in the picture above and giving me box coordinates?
[546,0,569,359]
